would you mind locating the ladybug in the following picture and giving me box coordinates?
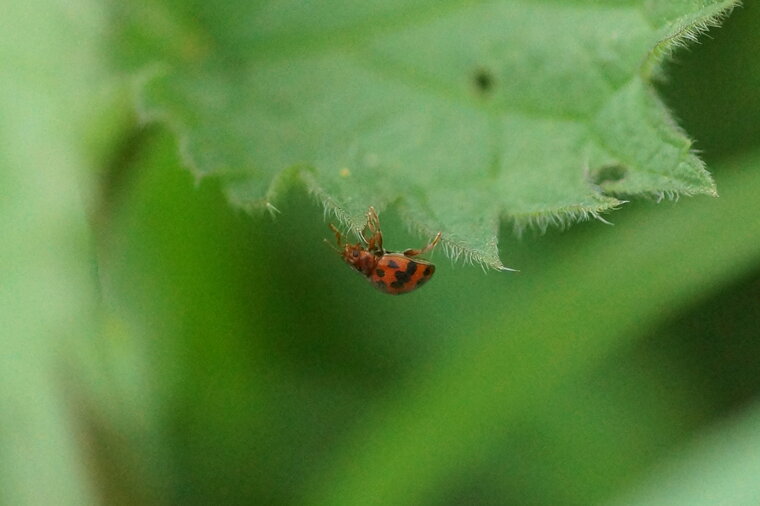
[328,207,442,295]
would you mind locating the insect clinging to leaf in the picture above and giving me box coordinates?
[327,207,441,295]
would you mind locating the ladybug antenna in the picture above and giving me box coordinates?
[326,223,351,253]
[323,238,341,253]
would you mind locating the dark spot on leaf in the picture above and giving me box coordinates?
[473,68,495,94]
[591,164,628,186]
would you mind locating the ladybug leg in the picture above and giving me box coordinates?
[324,225,343,253]
[358,207,378,243]
[367,207,380,230]
[365,206,383,253]
[366,229,383,253]
[403,232,441,257]
[328,223,344,247]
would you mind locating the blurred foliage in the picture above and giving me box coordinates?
[2,2,760,506]
[0,0,105,504]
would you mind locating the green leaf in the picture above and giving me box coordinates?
[133,0,737,269]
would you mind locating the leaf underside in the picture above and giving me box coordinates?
[132,0,737,269]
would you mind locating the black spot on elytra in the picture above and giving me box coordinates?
[387,259,399,269]
[405,261,419,275]
[473,68,495,94]
[390,279,406,289]
[423,266,432,276]
[375,268,385,278]
[394,270,411,284]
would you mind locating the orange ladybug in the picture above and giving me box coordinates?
[328,207,441,295]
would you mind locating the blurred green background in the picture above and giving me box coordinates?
[3,1,760,505]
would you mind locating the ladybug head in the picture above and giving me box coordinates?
[340,243,378,276]
[327,223,380,276]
